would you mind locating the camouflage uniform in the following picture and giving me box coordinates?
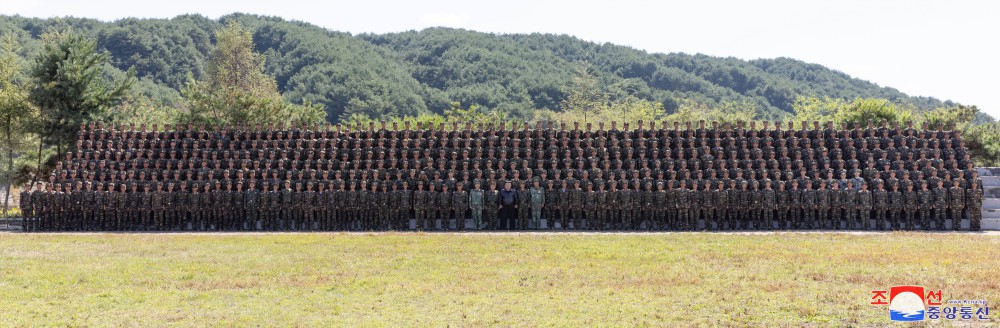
[436,185,452,230]
[916,184,932,230]
[967,184,983,231]
[873,185,889,230]
[453,186,469,230]
[857,185,872,230]
[484,185,500,230]
[948,182,964,230]
[932,183,948,230]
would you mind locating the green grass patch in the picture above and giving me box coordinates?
[1,232,997,326]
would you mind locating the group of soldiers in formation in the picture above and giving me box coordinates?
[19,118,985,232]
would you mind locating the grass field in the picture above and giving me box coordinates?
[1,232,997,327]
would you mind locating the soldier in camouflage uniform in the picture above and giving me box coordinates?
[470,180,485,230]
[655,182,670,231]
[259,182,272,230]
[281,180,294,231]
[568,180,584,230]
[388,183,402,230]
[948,180,964,230]
[399,182,414,230]
[676,180,691,230]
[873,182,889,230]
[518,181,532,229]
[414,182,431,231]
[842,181,858,230]
[967,181,983,231]
[485,181,500,230]
[136,184,150,230]
[761,180,776,230]
[932,180,948,230]
[888,184,904,230]
[453,183,469,230]
[857,183,872,230]
[715,181,729,231]
[529,179,545,230]
[594,182,609,231]
[246,181,260,231]
[544,180,559,230]
[917,182,932,230]
[359,182,374,230]
[436,183,453,230]
[816,181,831,229]
[800,181,816,230]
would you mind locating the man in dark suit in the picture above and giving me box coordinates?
[498,181,518,230]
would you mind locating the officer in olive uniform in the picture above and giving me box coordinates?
[470,180,485,230]
[529,179,545,230]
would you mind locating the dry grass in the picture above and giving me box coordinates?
[1,232,997,327]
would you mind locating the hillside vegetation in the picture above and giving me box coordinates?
[0,13,971,123]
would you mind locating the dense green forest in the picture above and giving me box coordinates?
[0,13,980,123]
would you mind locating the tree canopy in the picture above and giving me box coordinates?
[0,14,975,124]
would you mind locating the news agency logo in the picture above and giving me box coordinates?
[871,285,991,322]
[888,286,925,321]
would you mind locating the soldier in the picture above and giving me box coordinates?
[620,180,635,230]
[453,183,469,230]
[903,183,918,230]
[200,183,214,231]
[357,182,371,230]
[842,181,857,230]
[888,184,903,230]
[714,181,729,231]
[234,182,247,230]
[484,180,500,230]
[414,182,431,230]
[967,181,983,231]
[529,179,545,230]
[593,182,609,231]
[932,180,948,230]
[142,184,154,231]
[873,182,889,230]
[436,183,452,230]
[259,182,272,230]
[800,181,816,230]
[948,180,964,230]
[388,183,402,230]
[857,183,872,230]
[817,181,831,229]
[568,180,584,230]
[399,181,414,230]
[917,182,932,230]
[749,181,764,230]
[517,181,532,229]
[544,180,559,230]
[280,180,294,231]
[470,180,485,230]
[676,180,691,230]
[761,180,776,230]
[246,181,260,230]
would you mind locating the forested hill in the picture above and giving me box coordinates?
[0,13,959,123]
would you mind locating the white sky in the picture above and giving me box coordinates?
[1,0,997,116]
